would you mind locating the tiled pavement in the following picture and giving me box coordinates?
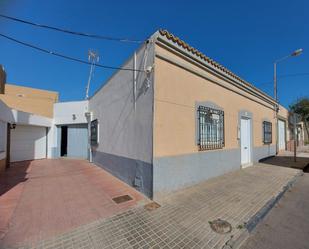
[26,163,301,249]
[0,159,148,249]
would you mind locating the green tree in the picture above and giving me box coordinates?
[289,97,309,142]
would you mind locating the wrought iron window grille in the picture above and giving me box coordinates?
[263,121,272,144]
[197,106,224,150]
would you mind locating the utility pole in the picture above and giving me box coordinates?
[273,48,303,154]
[85,50,99,100]
[293,113,297,162]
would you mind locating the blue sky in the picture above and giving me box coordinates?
[0,0,308,107]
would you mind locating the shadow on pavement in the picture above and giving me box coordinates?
[0,161,31,196]
[303,164,309,173]
[260,156,309,172]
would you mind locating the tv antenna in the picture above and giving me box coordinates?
[85,49,99,99]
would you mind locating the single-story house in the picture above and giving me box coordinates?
[1,30,298,200]
[87,30,281,199]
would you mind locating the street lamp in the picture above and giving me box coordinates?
[274,48,303,105]
[273,48,303,154]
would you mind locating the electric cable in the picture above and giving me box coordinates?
[0,14,143,43]
[0,33,145,72]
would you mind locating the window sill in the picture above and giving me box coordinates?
[198,146,224,151]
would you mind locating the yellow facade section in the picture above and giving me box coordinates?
[154,44,276,157]
[0,84,58,118]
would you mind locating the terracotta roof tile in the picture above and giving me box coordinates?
[158,29,268,96]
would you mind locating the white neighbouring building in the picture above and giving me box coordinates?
[0,97,89,171]
[0,69,90,172]
[0,98,53,171]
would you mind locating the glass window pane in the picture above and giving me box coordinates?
[198,106,224,150]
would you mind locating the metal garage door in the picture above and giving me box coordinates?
[278,120,286,151]
[67,124,88,159]
[10,125,47,162]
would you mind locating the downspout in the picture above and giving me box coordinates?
[6,123,10,169]
[85,111,92,163]
[133,52,137,111]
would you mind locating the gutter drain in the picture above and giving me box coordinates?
[209,219,232,234]
[112,195,133,204]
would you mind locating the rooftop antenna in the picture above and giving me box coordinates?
[85,49,99,99]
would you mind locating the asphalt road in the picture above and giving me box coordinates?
[241,172,309,249]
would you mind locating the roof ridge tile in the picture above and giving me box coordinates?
[159,29,253,86]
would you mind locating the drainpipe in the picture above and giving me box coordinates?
[6,123,11,169]
[85,112,92,163]
[133,52,137,111]
[274,62,279,155]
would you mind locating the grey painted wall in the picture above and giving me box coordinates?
[153,144,276,199]
[89,41,155,197]
[153,148,241,199]
[253,145,276,163]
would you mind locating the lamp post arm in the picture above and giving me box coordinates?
[275,54,292,64]
[274,62,277,103]
[273,54,291,104]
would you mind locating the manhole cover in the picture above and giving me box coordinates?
[209,219,232,234]
[144,202,161,211]
[112,195,133,204]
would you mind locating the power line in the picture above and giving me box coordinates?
[280,72,309,78]
[0,33,145,72]
[0,14,143,43]
[256,73,309,87]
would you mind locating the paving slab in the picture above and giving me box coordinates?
[0,159,148,248]
[25,163,301,249]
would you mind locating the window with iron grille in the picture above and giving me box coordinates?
[91,119,98,146]
[197,106,224,150]
[263,121,272,144]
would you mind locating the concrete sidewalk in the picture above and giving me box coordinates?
[29,163,300,249]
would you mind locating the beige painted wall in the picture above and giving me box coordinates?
[0,84,58,118]
[153,44,276,157]
[278,105,289,120]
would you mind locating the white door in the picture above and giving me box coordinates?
[241,118,251,167]
[278,120,286,151]
[10,125,47,162]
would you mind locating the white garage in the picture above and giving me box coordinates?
[10,125,47,162]
[278,119,286,151]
